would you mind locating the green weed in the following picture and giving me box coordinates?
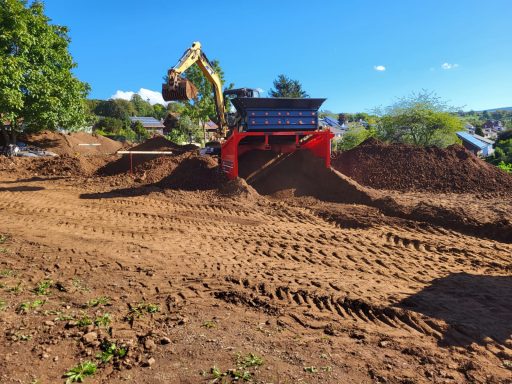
[237,352,263,368]
[0,234,8,244]
[125,302,159,321]
[34,280,53,295]
[0,300,6,311]
[94,313,111,327]
[304,366,318,373]
[0,269,12,277]
[203,320,217,329]
[18,299,44,313]
[64,361,97,383]
[76,315,93,327]
[87,296,110,307]
[96,341,127,364]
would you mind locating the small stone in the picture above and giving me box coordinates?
[44,320,55,327]
[82,332,98,345]
[160,337,171,345]
[379,340,390,348]
[53,356,59,362]
[144,338,156,351]
[177,317,188,325]
[41,353,50,359]
[145,357,156,367]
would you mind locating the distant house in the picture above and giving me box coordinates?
[129,116,165,136]
[483,119,504,131]
[319,117,347,138]
[456,131,495,157]
[464,123,475,134]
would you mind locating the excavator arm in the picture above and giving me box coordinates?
[162,42,227,136]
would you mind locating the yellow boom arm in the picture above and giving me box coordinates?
[164,42,226,135]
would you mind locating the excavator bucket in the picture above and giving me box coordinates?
[162,79,198,101]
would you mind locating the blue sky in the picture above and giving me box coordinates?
[43,0,512,112]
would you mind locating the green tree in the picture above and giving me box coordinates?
[475,126,484,136]
[152,103,167,119]
[131,120,149,142]
[166,115,201,144]
[131,94,154,117]
[374,90,463,147]
[178,59,227,140]
[94,99,135,120]
[269,74,309,98]
[0,0,89,144]
[334,123,375,151]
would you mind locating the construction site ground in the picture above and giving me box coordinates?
[1,135,511,384]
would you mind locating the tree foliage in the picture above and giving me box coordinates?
[269,74,309,98]
[0,0,89,143]
[334,124,375,151]
[374,91,463,147]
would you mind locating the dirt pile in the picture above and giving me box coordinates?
[97,136,198,176]
[0,154,103,177]
[24,130,123,155]
[219,177,259,199]
[332,139,512,193]
[157,154,223,190]
[239,150,375,204]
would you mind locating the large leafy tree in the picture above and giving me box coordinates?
[269,74,309,98]
[0,0,89,144]
[178,59,230,140]
[374,90,463,147]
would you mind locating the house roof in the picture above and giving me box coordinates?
[456,131,489,150]
[471,133,495,145]
[129,116,165,128]
[320,117,344,130]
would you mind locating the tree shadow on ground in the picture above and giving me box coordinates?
[398,272,512,348]
[0,185,45,192]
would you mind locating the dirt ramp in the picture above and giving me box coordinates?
[240,150,374,204]
[332,139,512,194]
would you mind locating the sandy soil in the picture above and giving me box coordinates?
[1,171,511,384]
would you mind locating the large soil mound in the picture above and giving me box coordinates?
[332,139,512,193]
[24,130,123,155]
[97,136,199,176]
[0,154,105,177]
[239,150,375,204]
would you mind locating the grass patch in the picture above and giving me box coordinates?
[64,361,97,383]
[0,234,8,244]
[0,269,14,277]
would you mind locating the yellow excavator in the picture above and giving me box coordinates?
[162,41,332,179]
[162,41,259,138]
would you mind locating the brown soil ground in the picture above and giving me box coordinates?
[332,139,512,194]
[1,144,511,384]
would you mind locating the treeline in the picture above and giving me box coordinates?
[329,91,464,151]
[85,95,170,141]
